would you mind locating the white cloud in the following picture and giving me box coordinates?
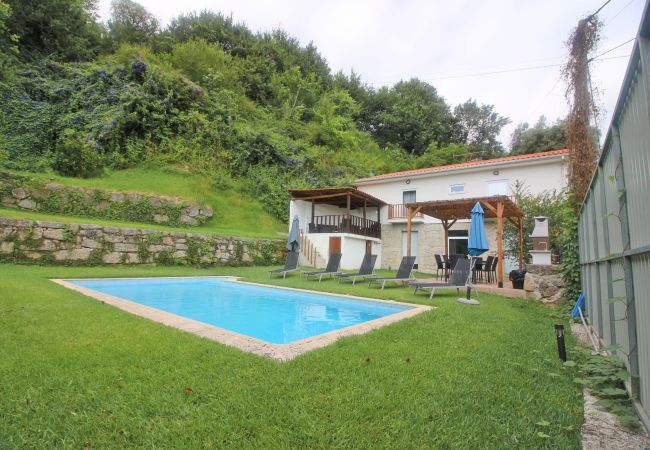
[97,0,645,148]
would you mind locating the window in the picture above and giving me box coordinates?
[402,190,416,204]
[448,230,468,255]
[449,184,465,195]
[402,231,418,269]
[488,180,509,196]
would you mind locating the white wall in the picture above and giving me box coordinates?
[358,157,568,225]
[303,232,381,270]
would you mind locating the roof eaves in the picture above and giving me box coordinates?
[356,150,569,184]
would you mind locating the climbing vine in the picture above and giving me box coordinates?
[562,15,601,207]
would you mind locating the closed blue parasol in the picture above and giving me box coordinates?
[458,202,489,305]
[287,215,300,252]
[468,202,489,256]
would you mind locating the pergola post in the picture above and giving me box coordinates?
[346,193,351,233]
[517,217,524,271]
[363,199,367,220]
[441,218,456,256]
[497,199,505,288]
[442,219,449,256]
[311,200,315,225]
[406,206,412,257]
[406,206,422,257]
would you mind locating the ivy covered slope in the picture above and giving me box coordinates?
[0,0,516,223]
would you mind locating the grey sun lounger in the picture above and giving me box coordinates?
[269,251,299,278]
[367,256,416,289]
[336,254,377,285]
[410,258,478,299]
[302,253,342,282]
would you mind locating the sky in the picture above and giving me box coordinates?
[97,0,645,148]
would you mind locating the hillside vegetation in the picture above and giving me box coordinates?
[0,0,525,222]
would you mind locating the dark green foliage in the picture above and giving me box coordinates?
[108,0,159,46]
[452,99,510,158]
[53,128,103,177]
[559,200,581,303]
[573,347,639,429]
[510,116,567,155]
[360,79,455,156]
[1,57,206,171]
[4,0,102,62]
[0,0,18,81]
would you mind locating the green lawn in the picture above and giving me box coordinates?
[4,167,286,239]
[0,264,583,448]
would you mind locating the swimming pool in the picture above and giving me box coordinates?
[56,277,430,359]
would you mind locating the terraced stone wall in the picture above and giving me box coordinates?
[0,217,284,267]
[0,173,213,227]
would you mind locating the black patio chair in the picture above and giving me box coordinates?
[480,255,494,283]
[269,251,299,278]
[434,254,445,279]
[367,256,417,289]
[336,254,377,285]
[302,253,342,282]
[410,258,478,299]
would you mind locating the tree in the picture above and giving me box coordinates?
[510,116,567,155]
[0,1,18,79]
[361,78,455,156]
[414,142,473,168]
[4,0,102,61]
[452,99,510,158]
[167,11,253,56]
[108,0,159,45]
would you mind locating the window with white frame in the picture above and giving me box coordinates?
[449,184,465,195]
[487,180,509,196]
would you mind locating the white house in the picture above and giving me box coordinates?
[289,149,569,282]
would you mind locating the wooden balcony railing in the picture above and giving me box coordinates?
[308,215,381,239]
[388,204,424,220]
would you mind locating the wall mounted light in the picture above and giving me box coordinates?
[405,179,411,184]
[493,170,500,176]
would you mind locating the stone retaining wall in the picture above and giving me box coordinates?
[0,217,284,267]
[524,264,565,304]
[0,173,213,227]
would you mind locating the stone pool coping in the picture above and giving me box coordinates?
[51,276,432,361]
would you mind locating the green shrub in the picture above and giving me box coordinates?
[53,129,103,178]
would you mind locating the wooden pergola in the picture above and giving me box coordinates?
[404,195,525,288]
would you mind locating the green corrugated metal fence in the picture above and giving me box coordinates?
[578,4,650,430]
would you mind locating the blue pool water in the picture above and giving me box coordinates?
[68,277,412,344]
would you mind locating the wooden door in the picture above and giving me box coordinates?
[329,237,341,255]
[365,240,372,255]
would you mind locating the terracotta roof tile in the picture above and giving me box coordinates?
[358,149,570,181]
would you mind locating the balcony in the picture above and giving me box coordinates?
[388,204,424,221]
[308,215,381,239]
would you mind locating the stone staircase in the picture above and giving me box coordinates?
[299,231,326,268]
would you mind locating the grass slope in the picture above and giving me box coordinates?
[4,168,286,239]
[0,264,583,448]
